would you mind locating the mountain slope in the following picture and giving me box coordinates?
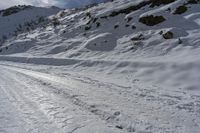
[0,0,200,133]
[0,5,60,44]
[0,0,199,90]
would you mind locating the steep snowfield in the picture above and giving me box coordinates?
[0,0,200,133]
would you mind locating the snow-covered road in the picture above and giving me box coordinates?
[0,62,200,133]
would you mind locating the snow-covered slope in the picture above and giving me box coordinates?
[0,0,200,132]
[0,5,60,44]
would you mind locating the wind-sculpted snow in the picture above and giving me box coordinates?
[85,33,117,51]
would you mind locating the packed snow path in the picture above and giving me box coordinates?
[0,62,200,133]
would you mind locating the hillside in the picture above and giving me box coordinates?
[0,0,200,133]
[0,5,60,44]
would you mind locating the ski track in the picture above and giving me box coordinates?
[0,63,200,133]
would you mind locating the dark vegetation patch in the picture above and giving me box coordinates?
[186,0,200,4]
[149,0,176,7]
[52,17,60,27]
[109,1,152,17]
[85,26,91,30]
[131,34,145,41]
[139,15,166,26]
[173,5,188,14]
[125,24,130,27]
[96,22,101,27]
[132,25,136,29]
[93,17,98,23]
[114,24,119,29]
[86,12,92,18]
[100,16,108,19]
[172,0,199,15]
[0,5,32,16]
[178,38,183,44]
[84,12,100,30]
[101,0,177,18]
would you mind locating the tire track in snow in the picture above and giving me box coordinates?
[0,69,65,133]
[0,65,123,133]
[0,64,200,133]
[0,64,142,132]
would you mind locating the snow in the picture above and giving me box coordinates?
[85,33,117,51]
[0,6,60,41]
[0,0,200,132]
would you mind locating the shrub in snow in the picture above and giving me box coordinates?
[96,22,101,28]
[132,25,136,29]
[85,26,91,30]
[109,1,151,17]
[178,38,183,44]
[86,12,91,18]
[108,0,176,17]
[59,11,65,18]
[52,17,60,27]
[126,17,133,22]
[163,31,173,39]
[166,8,171,12]
[149,0,176,7]
[86,20,92,25]
[139,15,166,26]
[173,5,188,15]
[93,18,98,23]
[159,30,163,35]
[187,0,200,4]
[125,24,130,27]
[100,16,108,19]
[115,125,123,129]
[26,27,30,32]
[131,34,145,41]
[114,24,119,29]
